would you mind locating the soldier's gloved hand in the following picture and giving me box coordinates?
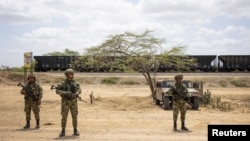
[37,100,41,105]
[21,90,26,95]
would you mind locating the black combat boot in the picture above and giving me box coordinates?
[73,128,80,136]
[173,121,177,131]
[23,120,30,129]
[181,121,189,131]
[59,128,65,137]
[36,119,40,128]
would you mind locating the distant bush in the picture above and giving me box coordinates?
[120,80,140,85]
[6,72,24,82]
[219,80,227,87]
[230,80,247,87]
[101,77,120,85]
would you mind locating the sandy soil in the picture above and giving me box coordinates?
[0,73,249,141]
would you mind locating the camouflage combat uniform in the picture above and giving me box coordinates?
[21,74,43,129]
[56,69,81,137]
[169,74,189,131]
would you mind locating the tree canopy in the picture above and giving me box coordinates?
[81,29,196,95]
[43,48,80,56]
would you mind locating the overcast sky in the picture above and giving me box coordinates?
[0,0,250,67]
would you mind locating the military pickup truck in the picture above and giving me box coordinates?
[153,79,203,110]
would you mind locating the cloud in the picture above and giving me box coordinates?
[0,0,250,67]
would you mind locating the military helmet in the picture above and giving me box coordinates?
[65,68,74,75]
[175,74,183,80]
[27,74,36,80]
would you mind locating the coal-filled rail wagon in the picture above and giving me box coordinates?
[33,55,250,72]
[189,55,217,72]
[158,55,217,72]
[218,55,250,72]
[34,56,74,72]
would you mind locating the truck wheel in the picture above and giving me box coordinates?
[162,96,170,110]
[191,96,199,110]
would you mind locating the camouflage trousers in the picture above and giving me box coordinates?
[24,100,40,120]
[172,99,187,122]
[61,98,78,128]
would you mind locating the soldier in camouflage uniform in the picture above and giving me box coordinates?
[20,74,43,129]
[169,74,189,131]
[56,69,81,137]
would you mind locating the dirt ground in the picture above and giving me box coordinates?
[0,72,250,141]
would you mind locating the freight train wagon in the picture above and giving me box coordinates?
[34,56,74,72]
[218,55,250,72]
[186,55,217,72]
[33,55,250,72]
[157,55,217,72]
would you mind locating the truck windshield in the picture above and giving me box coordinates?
[182,81,191,88]
[161,81,175,88]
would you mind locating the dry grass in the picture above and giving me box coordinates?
[0,72,250,141]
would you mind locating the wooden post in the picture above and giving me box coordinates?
[90,90,93,104]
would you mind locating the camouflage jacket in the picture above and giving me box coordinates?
[169,83,188,101]
[22,82,43,102]
[56,79,81,99]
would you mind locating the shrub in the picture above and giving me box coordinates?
[101,77,120,85]
[230,80,247,87]
[219,80,227,87]
[120,80,140,85]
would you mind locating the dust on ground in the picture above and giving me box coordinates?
[0,72,249,141]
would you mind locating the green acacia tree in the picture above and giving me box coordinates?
[43,48,80,56]
[79,30,196,96]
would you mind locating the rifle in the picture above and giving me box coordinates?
[169,85,193,106]
[17,82,39,104]
[51,85,87,103]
